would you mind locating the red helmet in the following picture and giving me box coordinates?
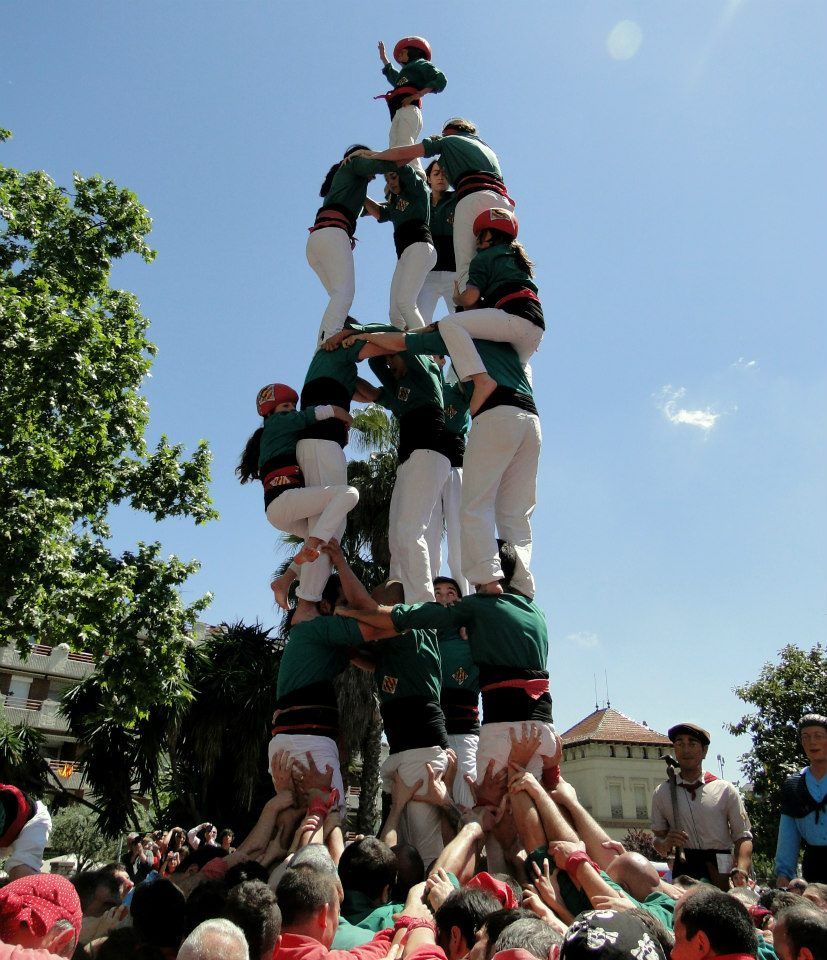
[257,383,298,417]
[473,208,519,240]
[394,36,432,62]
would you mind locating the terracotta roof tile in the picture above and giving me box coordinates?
[561,707,671,746]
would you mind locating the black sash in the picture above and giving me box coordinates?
[300,378,351,447]
[381,697,448,754]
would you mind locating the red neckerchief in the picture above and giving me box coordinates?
[678,770,717,800]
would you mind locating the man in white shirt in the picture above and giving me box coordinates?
[651,722,752,890]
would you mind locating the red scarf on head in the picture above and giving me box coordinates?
[466,872,517,909]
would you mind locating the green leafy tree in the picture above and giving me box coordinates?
[63,621,282,837]
[0,133,216,726]
[0,715,49,794]
[728,643,827,865]
[47,805,119,871]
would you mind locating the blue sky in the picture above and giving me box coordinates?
[4,1,826,780]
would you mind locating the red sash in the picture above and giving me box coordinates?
[481,677,549,700]
[495,289,541,310]
[262,465,303,493]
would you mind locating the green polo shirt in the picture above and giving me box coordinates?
[382,59,447,94]
[303,338,365,398]
[439,629,479,694]
[442,379,470,439]
[377,164,431,229]
[322,157,395,220]
[391,593,547,671]
[430,191,457,239]
[372,629,442,705]
[370,352,443,417]
[404,331,534,399]
[421,134,502,188]
[468,244,538,299]
[276,616,363,699]
[259,408,322,468]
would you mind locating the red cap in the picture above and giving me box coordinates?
[0,874,82,945]
[394,36,432,62]
[257,384,298,417]
[473,208,519,240]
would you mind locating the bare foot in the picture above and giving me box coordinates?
[270,569,297,610]
[469,374,498,415]
[294,544,321,566]
[477,580,504,596]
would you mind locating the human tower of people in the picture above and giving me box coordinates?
[236,35,552,864]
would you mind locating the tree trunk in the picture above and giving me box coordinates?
[357,710,383,835]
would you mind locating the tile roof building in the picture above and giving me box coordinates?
[560,707,673,839]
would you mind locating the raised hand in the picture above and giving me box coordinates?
[270,749,296,794]
[294,751,334,795]
[411,762,450,808]
[508,722,543,768]
[466,758,508,809]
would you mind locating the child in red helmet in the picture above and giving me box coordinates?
[237,384,358,568]
[412,207,544,414]
[376,36,446,177]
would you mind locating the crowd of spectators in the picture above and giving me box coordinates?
[0,735,825,960]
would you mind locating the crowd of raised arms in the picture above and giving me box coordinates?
[0,34,825,960]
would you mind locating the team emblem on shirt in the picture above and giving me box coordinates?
[397,387,410,401]
[445,405,456,419]
[396,198,410,212]
[382,675,398,694]
[452,667,468,685]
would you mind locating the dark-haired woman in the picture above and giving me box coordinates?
[364,165,435,331]
[417,161,457,324]
[306,146,394,344]
[437,207,544,414]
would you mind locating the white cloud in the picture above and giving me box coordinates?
[566,631,600,649]
[656,385,721,432]
[732,357,758,371]
[607,20,643,61]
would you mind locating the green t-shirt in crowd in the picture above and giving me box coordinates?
[321,157,395,220]
[276,616,363,699]
[382,59,447,94]
[391,592,548,671]
[468,244,538,299]
[421,134,502,187]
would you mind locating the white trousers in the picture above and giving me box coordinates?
[268,733,346,814]
[417,270,456,325]
[425,466,470,596]
[389,242,436,331]
[295,439,348,602]
[388,449,451,604]
[1,801,51,873]
[447,732,478,810]
[306,227,355,344]
[453,190,516,291]
[476,721,557,778]
[438,308,544,382]
[461,407,540,597]
[389,105,425,178]
[266,485,358,546]
[381,745,447,867]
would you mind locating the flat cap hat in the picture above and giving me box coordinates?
[668,722,711,745]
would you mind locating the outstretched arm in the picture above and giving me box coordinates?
[324,539,375,610]
[337,604,397,631]
[368,144,426,163]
